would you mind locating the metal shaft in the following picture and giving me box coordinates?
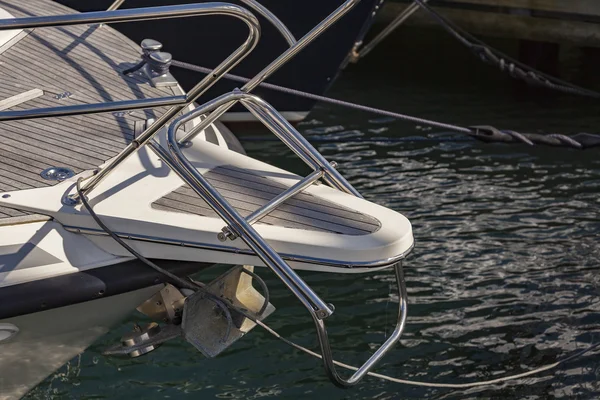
[108,0,296,46]
[241,95,362,198]
[178,0,361,143]
[246,169,324,225]
[107,0,126,11]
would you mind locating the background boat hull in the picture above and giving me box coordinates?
[384,0,600,46]
[56,0,383,121]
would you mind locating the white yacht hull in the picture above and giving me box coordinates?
[0,120,242,399]
[0,287,160,400]
[0,0,415,396]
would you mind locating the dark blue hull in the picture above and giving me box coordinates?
[56,0,382,121]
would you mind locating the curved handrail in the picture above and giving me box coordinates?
[161,90,408,387]
[239,0,296,46]
[165,90,335,318]
[0,3,263,204]
[178,0,360,144]
[0,4,255,30]
[108,0,296,46]
[315,262,408,387]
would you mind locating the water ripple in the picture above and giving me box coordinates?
[28,29,600,399]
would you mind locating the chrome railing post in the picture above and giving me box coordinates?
[0,4,261,205]
[31,4,261,205]
[160,90,407,387]
[178,0,361,144]
[240,95,362,198]
[107,0,126,11]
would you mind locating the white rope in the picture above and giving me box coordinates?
[256,320,598,389]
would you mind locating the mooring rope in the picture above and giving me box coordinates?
[255,319,600,389]
[171,60,600,149]
[171,60,471,134]
[79,155,600,389]
[412,0,600,99]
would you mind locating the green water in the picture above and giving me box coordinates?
[26,28,600,399]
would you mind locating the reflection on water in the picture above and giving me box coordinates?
[27,28,600,399]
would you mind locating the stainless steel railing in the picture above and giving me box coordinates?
[0,3,260,204]
[178,0,360,144]
[0,0,359,204]
[0,0,407,386]
[107,0,297,46]
[154,89,408,387]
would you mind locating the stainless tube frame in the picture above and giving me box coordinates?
[178,0,360,144]
[164,92,334,319]
[0,3,260,205]
[219,168,325,240]
[107,0,126,11]
[163,90,408,387]
[108,0,297,46]
[316,262,408,387]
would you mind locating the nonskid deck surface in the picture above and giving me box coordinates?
[0,0,412,262]
[0,0,382,238]
[153,165,381,235]
[0,0,177,220]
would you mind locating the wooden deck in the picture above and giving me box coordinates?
[0,0,381,236]
[0,0,176,220]
[153,166,381,235]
